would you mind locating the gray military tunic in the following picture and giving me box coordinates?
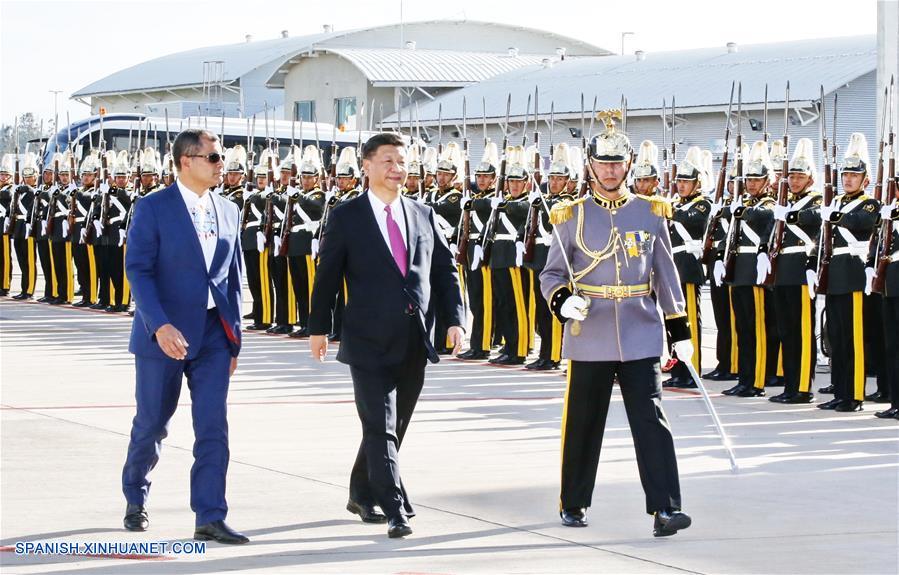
[540,188,689,362]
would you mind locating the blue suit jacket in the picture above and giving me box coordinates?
[308,191,465,368]
[126,183,243,360]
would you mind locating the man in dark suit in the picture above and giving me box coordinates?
[309,132,465,539]
[121,129,248,544]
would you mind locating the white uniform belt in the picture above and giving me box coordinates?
[672,240,702,255]
[780,245,809,255]
[290,221,318,233]
[494,233,516,241]
[469,233,481,240]
[832,246,864,256]
[738,246,758,254]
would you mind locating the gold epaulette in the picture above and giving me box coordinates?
[635,194,673,219]
[549,197,588,225]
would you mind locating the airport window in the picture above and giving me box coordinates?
[335,97,357,130]
[294,101,315,122]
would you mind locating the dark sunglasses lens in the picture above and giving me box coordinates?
[208,153,223,163]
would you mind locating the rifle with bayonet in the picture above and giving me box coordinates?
[701,82,735,264]
[815,88,835,295]
[456,97,472,266]
[669,96,678,197]
[873,77,896,294]
[480,94,512,266]
[722,83,744,283]
[6,117,21,236]
[523,87,542,263]
[764,82,791,286]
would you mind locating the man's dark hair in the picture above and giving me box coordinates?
[361,132,405,160]
[172,129,219,171]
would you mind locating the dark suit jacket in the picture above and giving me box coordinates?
[309,191,464,368]
[126,183,243,360]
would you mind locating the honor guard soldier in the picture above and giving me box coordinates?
[99,151,133,312]
[285,145,326,339]
[540,110,692,537]
[0,154,14,295]
[10,153,38,299]
[32,161,56,302]
[565,147,582,197]
[483,145,532,366]
[264,151,293,334]
[523,143,576,370]
[458,142,500,360]
[328,146,363,341]
[47,151,76,304]
[422,146,438,193]
[817,133,882,412]
[222,146,247,211]
[632,140,662,197]
[719,141,778,397]
[665,147,712,388]
[769,139,787,189]
[429,142,465,353]
[71,152,100,307]
[161,153,175,187]
[874,186,899,419]
[122,149,164,313]
[402,143,424,199]
[243,149,276,331]
[768,138,821,403]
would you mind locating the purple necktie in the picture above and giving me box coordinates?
[384,204,407,276]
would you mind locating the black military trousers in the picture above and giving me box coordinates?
[1,233,11,292]
[883,296,899,409]
[709,281,737,374]
[825,292,866,402]
[12,236,35,295]
[287,254,314,327]
[95,244,111,306]
[532,270,562,362]
[72,239,96,303]
[731,286,779,389]
[243,247,272,326]
[50,239,73,303]
[671,282,702,382]
[348,316,426,518]
[268,252,292,326]
[560,358,681,514]
[773,285,816,395]
[36,238,53,298]
[106,244,125,306]
[864,294,887,394]
[466,265,494,353]
[492,266,531,358]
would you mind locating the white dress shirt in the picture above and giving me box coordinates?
[178,180,217,309]
[367,190,408,250]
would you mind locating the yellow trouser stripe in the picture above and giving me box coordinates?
[686,283,701,372]
[27,238,36,294]
[852,292,865,400]
[799,292,812,392]
[49,241,57,297]
[528,269,536,349]
[110,278,115,303]
[753,287,767,389]
[287,265,297,324]
[559,362,574,512]
[2,235,10,289]
[342,278,348,304]
[510,268,528,357]
[551,316,563,362]
[729,287,738,373]
[305,255,315,309]
[122,244,130,304]
[482,267,493,351]
[259,248,271,323]
[65,242,74,302]
[87,245,96,303]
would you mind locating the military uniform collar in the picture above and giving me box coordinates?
[676,192,702,206]
[591,187,631,210]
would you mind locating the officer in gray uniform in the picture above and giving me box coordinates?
[540,111,692,537]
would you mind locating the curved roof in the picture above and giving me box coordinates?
[392,35,876,123]
[73,20,608,98]
[322,48,549,87]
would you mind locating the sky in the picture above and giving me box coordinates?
[0,0,881,129]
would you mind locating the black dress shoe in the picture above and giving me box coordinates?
[874,407,899,419]
[835,400,863,412]
[702,368,725,380]
[489,354,525,366]
[387,516,413,538]
[288,327,309,339]
[534,360,560,371]
[72,299,92,308]
[244,323,271,331]
[488,353,510,364]
[560,508,588,527]
[242,312,254,320]
[458,349,489,360]
[266,324,293,335]
[674,378,698,389]
[865,391,891,403]
[90,302,107,310]
[12,293,30,300]
[818,384,835,394]
[525,358,546,370]
[722,384,747,396]
[328,333,341,342]
[193,520,249,544]
[817,398,843,410]
[768,392,790,403]
[123,504,148,532]
[346,500,387,524]
[737,386,765,397]
[653,509,692,537]
[37,296,51,303]
[782,392,815,404]
[662,377,684,388]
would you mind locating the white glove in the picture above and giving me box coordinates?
[79,229,87,244]
[93,220,103,237]
[756,252,771,284]
[118,229,126,247]
[311,238,320,259]
[490,197,502,209]
[99,182,110,194]
[66,182,77,193]
[61,219,69,238]
[450,243,458,256]
[709,200,723,218]
[287,185,301,197]
[821,203,837,221]
[470,244,483,271]
[40,220,47,236]
[25,223,31,237]
[273,235,281,253]
[256,231,267,250]
[325,190,336,202]
[527,189,542,203]
[881,204,894,220]
[713,260,726,287]
[2,217,8,232]
[515,241,525,267]
[864,267,875,295]
[673,339,694,363]
[773,204,790,222]
[806,269,818,300]
[560,295,588,321]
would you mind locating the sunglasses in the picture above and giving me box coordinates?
[187,152,224,164]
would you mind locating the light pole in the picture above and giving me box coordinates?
[620,32,634,56]
[49,89,62,133]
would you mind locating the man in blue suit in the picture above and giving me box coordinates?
[309,133,466,538]
[122,129,248,544]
